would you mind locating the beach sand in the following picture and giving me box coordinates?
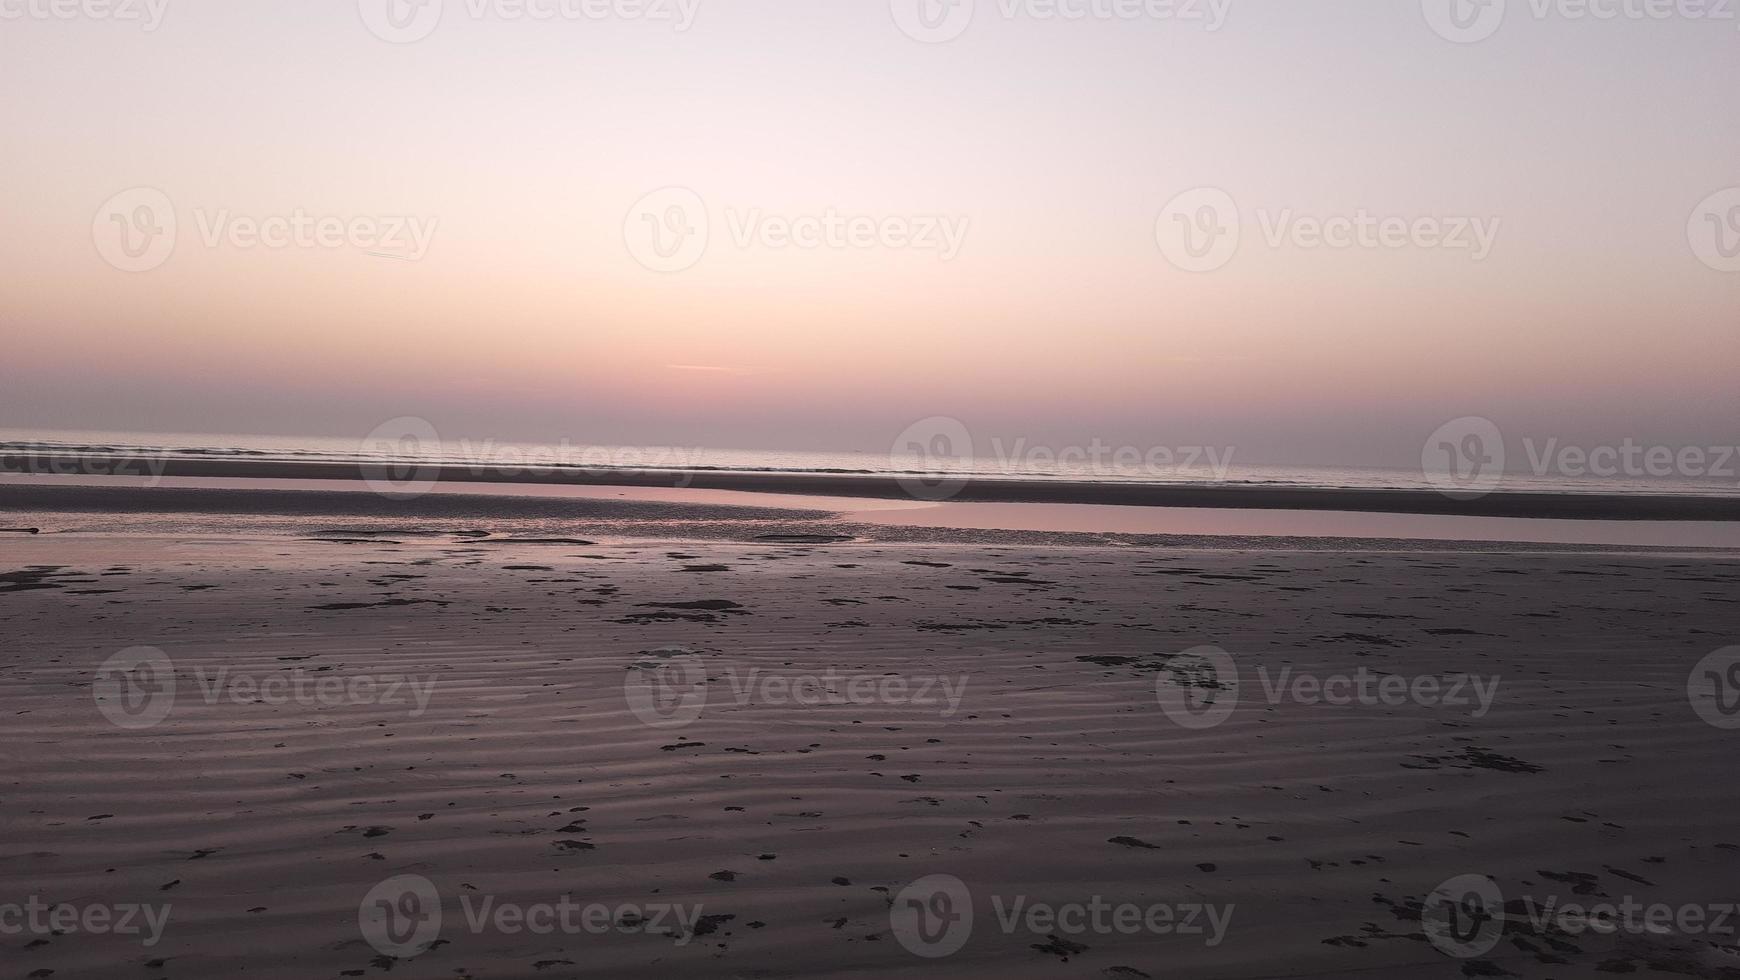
[4,489,1740,978]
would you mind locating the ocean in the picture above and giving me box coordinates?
[3,427,1737,499]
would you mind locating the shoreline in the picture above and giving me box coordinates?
[5,451,1739,521]
[5,482,1740,555]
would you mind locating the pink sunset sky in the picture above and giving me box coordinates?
[2,0,1736,467]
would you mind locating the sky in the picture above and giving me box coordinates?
[1,0,1736,469]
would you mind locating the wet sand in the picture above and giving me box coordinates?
[4,488,1740,978]
[6,480,1740,552]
